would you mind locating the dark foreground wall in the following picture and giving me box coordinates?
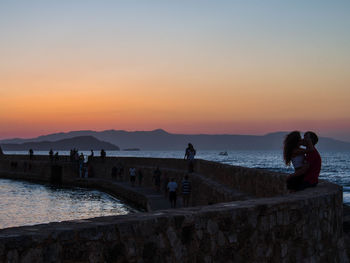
[0,155,348,262]
[0,183,347,263]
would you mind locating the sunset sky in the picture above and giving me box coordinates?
[1,1,349,141]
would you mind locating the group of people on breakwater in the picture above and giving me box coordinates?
[46,144,196,208]
[121,165,192,208]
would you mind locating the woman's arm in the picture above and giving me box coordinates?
[288,162,310,178]
[294,148,307,155]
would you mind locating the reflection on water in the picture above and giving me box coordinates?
[0,179,136,229]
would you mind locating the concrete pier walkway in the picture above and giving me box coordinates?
[109,180,174,211]
[74,178,178,211]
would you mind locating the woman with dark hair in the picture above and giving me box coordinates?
[284,131,307,191]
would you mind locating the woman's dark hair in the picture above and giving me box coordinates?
[283,131,301,166]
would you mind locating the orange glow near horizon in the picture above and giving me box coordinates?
[1,67,350,140]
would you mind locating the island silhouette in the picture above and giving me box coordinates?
[0,136,119,151]
[1,129,350,151]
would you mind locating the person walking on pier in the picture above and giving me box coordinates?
[182,175,191,207]
[100,149,106,160]
[129,167,136,187]
[29,149,34,160]
[116,161,124,181]
[167,178,178,208]
[79,153,85,178]
[153,166,161,192]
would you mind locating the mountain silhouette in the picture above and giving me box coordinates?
[0,136,119,151]
[1,129,350,151]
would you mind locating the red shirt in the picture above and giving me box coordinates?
[303,149,321,184]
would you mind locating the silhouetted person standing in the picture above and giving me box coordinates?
[129,167,136,187]
[88,150,94,162]
[184,143,196,173]
[116,161,124,181]
[49,149,54,161]
[153,166,161,192]
[29,149,34,160]
[100,149,106,160]
[79,153,85,178]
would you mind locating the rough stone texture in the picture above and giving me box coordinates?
[0,155,348,262]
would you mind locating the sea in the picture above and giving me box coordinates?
[1,150,349,228]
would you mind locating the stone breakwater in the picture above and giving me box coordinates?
[0,154,348,262]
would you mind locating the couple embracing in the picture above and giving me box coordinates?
[283,131,321,191]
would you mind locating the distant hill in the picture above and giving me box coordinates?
[0,136,120,151]
[1,129,350,151]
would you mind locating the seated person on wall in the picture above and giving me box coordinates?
[287,131,321,191]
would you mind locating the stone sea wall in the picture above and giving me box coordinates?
[0,155,256,208]
[0,154,348,262]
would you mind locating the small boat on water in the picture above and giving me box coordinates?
[219,151,228,156]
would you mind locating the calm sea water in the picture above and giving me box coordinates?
[0,178,135,229]
[1,150,350,228]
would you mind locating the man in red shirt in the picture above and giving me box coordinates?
[301,131,322,188]
[288,131,321,190]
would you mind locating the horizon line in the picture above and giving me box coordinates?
[1,129,349,143]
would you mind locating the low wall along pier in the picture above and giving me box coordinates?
[0,154,348,262]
